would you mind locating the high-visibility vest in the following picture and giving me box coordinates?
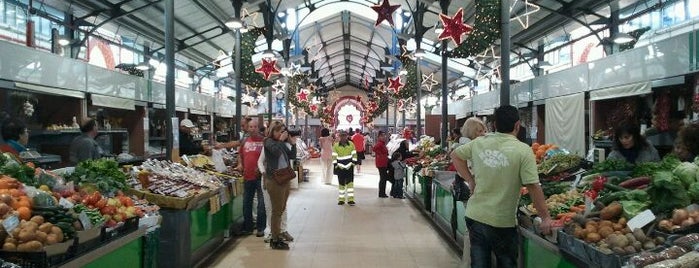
[332,142,357,169]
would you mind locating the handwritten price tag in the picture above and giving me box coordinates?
[3,215,19,235]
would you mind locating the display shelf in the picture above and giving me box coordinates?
[60,227,148,267]
[520,227,581,268]
[30,129,129,136]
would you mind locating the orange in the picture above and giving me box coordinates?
[8,189,21,197]
[16,207,31,221]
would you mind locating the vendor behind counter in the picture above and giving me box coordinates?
[0,118,29,157]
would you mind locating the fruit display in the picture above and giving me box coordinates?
[526,190,584,221]
[531,143,558,163]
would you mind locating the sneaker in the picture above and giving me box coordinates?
[256,230,265,237]
[348,201,355,206]
[280,231,295,242]
[379,195,389,198]
[264,234,272,243]
[270,239,290,250]
[338,201,345,205]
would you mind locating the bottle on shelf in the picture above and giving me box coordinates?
[72,116,80,129]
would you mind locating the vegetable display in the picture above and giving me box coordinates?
[66,159,128,195]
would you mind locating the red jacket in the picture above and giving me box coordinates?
[372,139,389,168]
[351,133,365,152]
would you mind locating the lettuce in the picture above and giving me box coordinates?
[647,171,691,214]
[673,162,699,188]
[689,182,699,203]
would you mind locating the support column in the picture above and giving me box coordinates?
[500,0,511,106]
[440,40,448,149]
[165,0,176,160]
[416,57,422,137]
[233,0,243,139]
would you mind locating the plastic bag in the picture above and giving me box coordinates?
[211,149,227,172]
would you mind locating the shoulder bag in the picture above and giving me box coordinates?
[452,174,471,202]
[271,151,296,185]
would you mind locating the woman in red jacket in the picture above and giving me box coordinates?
[372,131,390,198]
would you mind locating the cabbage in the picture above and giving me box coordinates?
[689,182,699,203]
[672,162,699,188]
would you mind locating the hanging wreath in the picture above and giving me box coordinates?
[239,27,273,88]
[450,0,501,59]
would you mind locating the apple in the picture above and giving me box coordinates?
[107,198,119,207]
[113,214,123,222]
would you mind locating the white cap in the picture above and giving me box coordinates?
[180,119,195,128]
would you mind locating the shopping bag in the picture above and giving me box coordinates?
[211,149,227,172]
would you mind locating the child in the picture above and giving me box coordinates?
[390,151,406,199]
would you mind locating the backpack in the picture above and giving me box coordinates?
[386,159,395,180]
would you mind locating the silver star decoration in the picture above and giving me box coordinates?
[421,73,438,92]
[476,45,500,62]
[288,62,302,76]
[272,80,286,96]
[400,45,414,61]
[510,0,540,29]
[305,37,324,62]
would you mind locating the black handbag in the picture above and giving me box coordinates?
[452,174,471,202]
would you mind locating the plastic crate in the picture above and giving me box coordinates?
[0,251,70,268]
[101,217,140,242]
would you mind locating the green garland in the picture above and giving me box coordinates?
[619,27,651,52]
[451,0,501,59]
[367,89,390,120]
[398,56,419,99]
[239,27,273,88]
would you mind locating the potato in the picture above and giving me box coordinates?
[51,227,63,242]
[632,241,643,251]
[612,246,626,254]
[625,233,638,244]
[643,241,657,250]
[38,223,52,234]
[618,217,627,226]
[586,233,602,243]
[29,216,44,225]
[599,226,614,238]
[45,234,57,245]
[624,245,637,254]
[609,234,630,248]
[17,229,35,243]
[601,202,623,220]
[24,241,42,252]
[633,229,647,242]
[24,221,38,232]
[35,231,47,244]
[5,237,16,244]
[600,220,614,227]
[2,243,15,251]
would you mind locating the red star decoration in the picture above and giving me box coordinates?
[397,99,406,111]
[296,89,309,102]
[367,101,378,112]
[309,104,319,113]
[388,76,404,94]
[371,0,400,27]
[438,8,473,46]
[254,58,280,80]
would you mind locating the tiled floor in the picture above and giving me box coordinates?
[204,157,463,268]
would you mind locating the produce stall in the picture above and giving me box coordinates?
[0,154,161,267]
[126,157,243,268]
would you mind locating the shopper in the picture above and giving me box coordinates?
[390,151,406,199]
[318,128,334,185]
[460,117,487,144]
[351,128,365,173]
[263,121,297,250]
[0,119,29,157]
[333,130,357,206]
[674,122,699,161]
[451,105,552,268]
[178,118,204,156]
[257,137,293,243]
[69,119,102,164]
[449,128,465,151]
[395,140,415,160]
[214,117,251,150]
[607,123,660,164]
[372,131,390,198]
[237,119,266,237]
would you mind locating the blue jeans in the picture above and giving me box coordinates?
[391,179,404,197]
[465,217,518,268]
[243,178,266,232]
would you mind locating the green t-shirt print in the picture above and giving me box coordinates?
[453,132,539,228]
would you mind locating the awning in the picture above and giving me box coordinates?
[589,81,651,101]
[91,94,135,110]
[14,82,85,99]
[189,109,208,115]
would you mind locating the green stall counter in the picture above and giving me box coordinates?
[433,182,454,225]
[62,228,148,268]
[455,201,467,236]
[520,228,579,268]
[191,202,231,251]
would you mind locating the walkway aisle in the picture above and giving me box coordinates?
[205,157,462,268]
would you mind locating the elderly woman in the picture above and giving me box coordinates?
[263,121,297,250]
[607,123,660,164]
[674,122,699,162]
[460,117,487,143]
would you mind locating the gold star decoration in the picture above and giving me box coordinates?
[510,0,540,29]
[421,73,438,92]
[242,8,260,28]
[476,45,500,62]
[400,45,414,61]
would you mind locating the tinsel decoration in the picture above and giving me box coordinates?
[239,27,273,87]
[451,0,501,59]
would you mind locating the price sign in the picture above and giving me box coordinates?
[627,209,656,231]
[59,197,74,209]
[3,215,19,235]
[79,211,93,230]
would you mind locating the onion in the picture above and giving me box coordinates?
[682,217,696,228]
[658,220,673,231]
[0,203,9,216]
[672,209,689,225]
[0,194,11,205]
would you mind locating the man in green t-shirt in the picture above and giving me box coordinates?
[451,105,552,268]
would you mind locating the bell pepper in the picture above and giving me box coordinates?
[592,176,608,192]
[584,189,598,200]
